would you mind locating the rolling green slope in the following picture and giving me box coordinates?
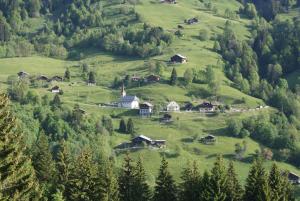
[1,0,300,190]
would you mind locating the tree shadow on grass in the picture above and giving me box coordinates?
[223,154,255,164]
[118,109,139,117]
[186,88,211,99]
[181,137,194,143]
[202,128,228,137]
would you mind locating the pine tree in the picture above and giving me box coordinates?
[51,94,61,110]
[180,161,202,201]
[200,170,211,201]
[88,71,96,84]
[56,140,71,197]
[268,164,294,201]
[119,118,127,133]
[98,161,119,201]
[153,157,178,201]
[64,68,70,81]
[102,116,114,135]
[119,154,136,201]
[213,41,221,52]
[29,0,41,17]
[133,157,151,201]
[32,131,56,197]
[52,190,65,201]
[244,159,271,201]
[127,118,135,135]
[225,161,243,201]
[170,68,177,86]
[0,93,40,200]
[207,155,227,201]
[67,149,97,200]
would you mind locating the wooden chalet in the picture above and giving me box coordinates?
[37,75,49,82]
[160,113,173,123]
[152,140,166,148]
[132,135,153,146]
[287,172,300,185]
[185,17,199,25]
[17,71,29,79]
[170,54,187,63]
[131,75,141,82]
[183,102,194,111]
[139,102,153,117]
[50,76,63,82]
[167,101,180,112]
[199,135,216,144]
[144,74,160,83]
[161,0,177,4]
[51,86,60,93]
[131,135,166,148]
[198,102,215,113]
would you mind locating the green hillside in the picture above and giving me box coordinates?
[0,0,300,199]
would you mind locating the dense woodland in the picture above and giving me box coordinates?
[0,0,172,59]
[214,0,300,168]
[0,93,296,200]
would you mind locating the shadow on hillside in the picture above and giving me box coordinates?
[223,154,255,164]
[206,154,217,159]
[186,88,211,99]
[118,110,139,117]
[203,128,227,137]
[206,153,254,164]
[181,137,194,143]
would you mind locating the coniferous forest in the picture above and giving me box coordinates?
[0,93,296,200]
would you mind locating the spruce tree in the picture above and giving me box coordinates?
[52,190,65,201]
[225,161,243,201]
[0,94,40,200]
[133,157,151,201]
[153,157,178,201]
[170,68,178,86]
[98,161,119,201]
[200,170,211,201]
[67,149,97,200]
[119,118,127,133]
[64,68,70,81]
[119,153,136,201]
[56,140,71,197]
[51,94,61,110]
[180,161,202,201]
[268,164,294,201]
[32,131,56,197]
[88,71,96,84]
[207,155,227,201]
[127,118,135,135]
[102,116,114,135]
[244,159,271,201]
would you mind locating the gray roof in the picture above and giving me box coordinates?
[175,54,187,59]
[120,96,139,103]
[137,135,152,142]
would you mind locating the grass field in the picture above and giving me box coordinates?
[0,0,300,193]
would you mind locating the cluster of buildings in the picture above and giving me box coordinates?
[117,85,220,115]
[18,71,63,94]
[18,71,64,83]
[117,85,182,116]
[131,74,161,83]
